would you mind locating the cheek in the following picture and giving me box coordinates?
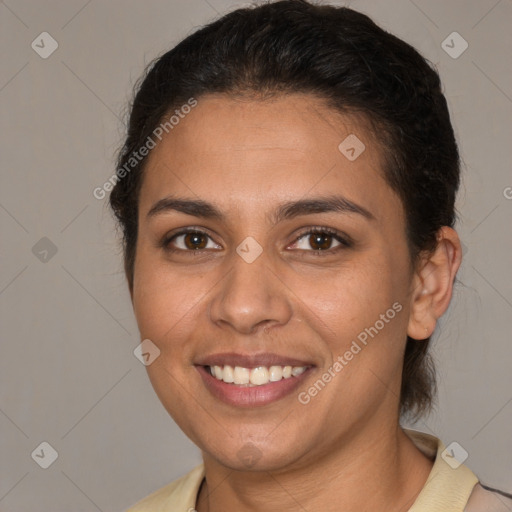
[293,258,403,336]
[132,246,206,350]
[296,268,407,412]
[289,254,410,399]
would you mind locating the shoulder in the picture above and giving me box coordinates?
[465,483,512,512]
[403,428,512,512]
[125,464,205,512]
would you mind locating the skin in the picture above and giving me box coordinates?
[131,93,462,511]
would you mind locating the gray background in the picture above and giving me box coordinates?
[1,0,511,510]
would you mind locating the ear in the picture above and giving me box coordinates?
[407,227,462,341]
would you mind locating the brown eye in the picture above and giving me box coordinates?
[289,228,351,255]
[183,232,208,250]
[308,232,333,250]
[164,229,221,252]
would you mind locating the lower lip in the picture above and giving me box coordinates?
[196,366,313,407]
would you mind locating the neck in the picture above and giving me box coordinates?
[196,423,434,512]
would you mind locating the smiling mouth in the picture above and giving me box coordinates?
[205,364,309,386]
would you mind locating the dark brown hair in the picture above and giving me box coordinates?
[110,0,460,420]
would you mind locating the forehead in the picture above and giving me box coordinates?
[139,93,399,221]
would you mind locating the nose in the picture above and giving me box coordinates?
[209,249,293,335]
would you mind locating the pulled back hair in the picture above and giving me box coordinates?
[110,0,460,421]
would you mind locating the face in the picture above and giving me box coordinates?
[132,93,416,472]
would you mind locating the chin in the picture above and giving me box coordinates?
[200,435,309,473]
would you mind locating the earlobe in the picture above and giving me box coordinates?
[407,227,462,341]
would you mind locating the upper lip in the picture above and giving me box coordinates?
[195,352,314,369]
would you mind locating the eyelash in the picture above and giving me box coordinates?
[161,226,352,257]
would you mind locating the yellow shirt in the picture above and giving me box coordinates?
[126,429,510,511]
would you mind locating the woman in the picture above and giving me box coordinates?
[110,1,512,510]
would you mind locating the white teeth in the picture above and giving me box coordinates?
[269,365,283,382]
[208,364,307,386]
[250,367,269,385]
[213,365,223,380]
[222,365,234,383]
[233,366,250,385]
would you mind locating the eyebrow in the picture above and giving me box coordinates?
[146,195,375,223]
